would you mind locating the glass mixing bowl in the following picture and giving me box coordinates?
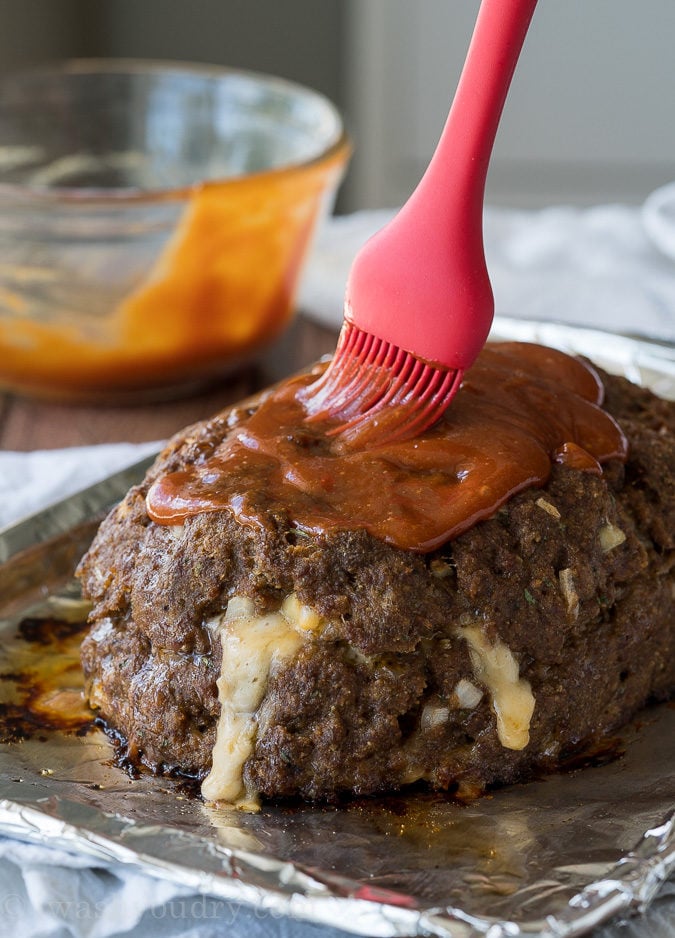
[0,59,350,401]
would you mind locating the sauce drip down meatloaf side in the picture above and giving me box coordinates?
[76,343,675,806]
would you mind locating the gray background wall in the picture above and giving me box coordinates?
[0,0,342,102]
[1,0,674,212]
[342,0,675,210]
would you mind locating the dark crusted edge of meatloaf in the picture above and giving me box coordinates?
[77,369,675,801]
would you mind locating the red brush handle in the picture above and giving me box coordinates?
[345,0,538,370]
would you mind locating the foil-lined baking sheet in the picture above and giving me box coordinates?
[0,318,674,938]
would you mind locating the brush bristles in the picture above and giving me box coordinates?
[302,322,463,445]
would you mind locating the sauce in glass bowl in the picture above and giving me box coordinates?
[0,60,349,401]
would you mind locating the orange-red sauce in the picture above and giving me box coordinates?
[146,342,628,552]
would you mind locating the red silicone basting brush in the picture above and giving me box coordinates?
[303,0,538,445]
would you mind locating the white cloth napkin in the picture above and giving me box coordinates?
[298,202,675,341]
[0,442,160,532]
[3,191,675,938]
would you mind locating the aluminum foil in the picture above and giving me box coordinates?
[0,319,674,938]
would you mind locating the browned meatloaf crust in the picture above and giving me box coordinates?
[77,368,675,802]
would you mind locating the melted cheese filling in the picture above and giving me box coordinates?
[202,594,319,808]
[202,592,535,806]
[459,625,535,750]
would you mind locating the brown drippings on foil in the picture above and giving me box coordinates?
[556,736,626,773]
[0,616,94,742]
[146,342,628,552]
[0,613,206,797]
[100,720,205,797]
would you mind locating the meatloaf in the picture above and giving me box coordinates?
[77,348,675,806]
